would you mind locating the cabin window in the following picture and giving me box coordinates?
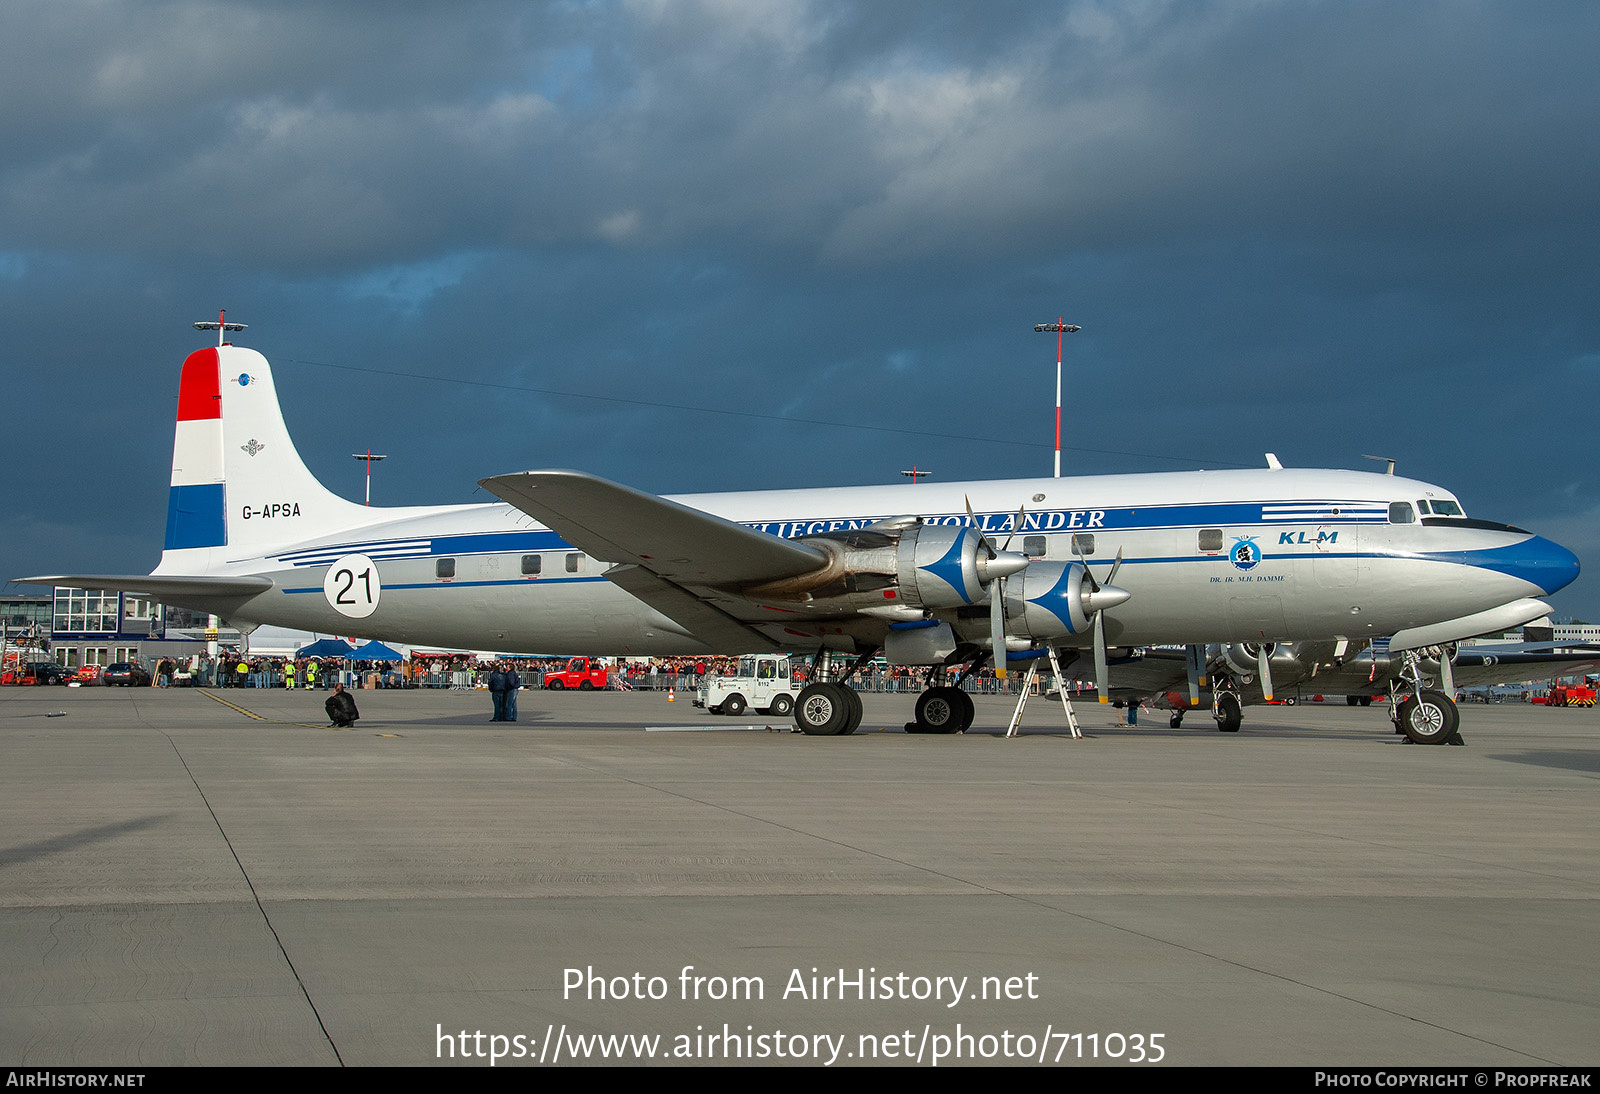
[1023,535,1047,559]
[1071,533,1095,556]
[521,554,542,576]
[1198,528,1224,552]
[436,558,456,579]
[1388,502,1415,524]
[566,553,583,573]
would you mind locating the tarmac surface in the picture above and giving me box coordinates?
[1,684,1596,1067]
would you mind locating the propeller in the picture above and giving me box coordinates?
[1074,538,1126,703]
[967,498,1030,679]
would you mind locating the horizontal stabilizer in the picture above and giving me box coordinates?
[479,470,827,587]
[15,573,272,606]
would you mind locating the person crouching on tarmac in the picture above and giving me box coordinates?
[326,682,360,728]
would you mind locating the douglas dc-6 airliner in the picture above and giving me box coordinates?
[22,324,1581,743]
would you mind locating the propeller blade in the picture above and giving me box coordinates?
[1104,545,1124,586]
[1185,644,1203,707]
[991,583,1008,680]
[1000,504,1026,553]
[1438,645,1455,696]
[1072,536,1100,592]
[964,496,996,559]
[1094,610,1109,703]
[1256,643,1274,702]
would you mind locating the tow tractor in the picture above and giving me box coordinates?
[696,654,798,716]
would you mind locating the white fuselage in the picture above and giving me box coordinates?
[159,468,1574,657]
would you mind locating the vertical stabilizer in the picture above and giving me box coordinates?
[159,345,370,567]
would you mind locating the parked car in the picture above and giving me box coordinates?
[103,662,153,687]
[19,661,72,686]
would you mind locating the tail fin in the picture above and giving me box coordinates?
[161,345,369,565]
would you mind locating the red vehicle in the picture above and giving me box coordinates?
[1532,684,1596,707]
[543,656,608,691]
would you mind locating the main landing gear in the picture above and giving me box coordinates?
[905,657,994,735]
[793,681,864,735]
[1209,673,1243,732]
[909,686,974,734]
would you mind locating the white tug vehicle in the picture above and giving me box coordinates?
[695,654,799,717]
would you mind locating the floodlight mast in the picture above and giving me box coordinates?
[1032,320,1081,477]
[192,309,247,347]
[352,449,388,506]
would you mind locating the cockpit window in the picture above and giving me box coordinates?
[1388,502,1415,524]
[1416,499,1432,515]
[1431,499,1464,517]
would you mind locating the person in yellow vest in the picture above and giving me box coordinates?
[285,661,296,689]
[305,660,319,689]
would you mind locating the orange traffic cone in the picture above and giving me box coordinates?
[667,688,675,702]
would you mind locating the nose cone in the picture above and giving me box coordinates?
[1081,583,1132,615]
[1506,536,1581,596]
[977,550,1030,584]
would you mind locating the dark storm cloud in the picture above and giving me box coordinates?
[3,0,1598,619]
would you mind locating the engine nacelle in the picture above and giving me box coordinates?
[1007,560,1092,640]
[1217,642,1305,686]
[999,560,1132,642]
[749,520,1021,613]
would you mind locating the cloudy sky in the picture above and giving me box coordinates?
[3,0,1598,621]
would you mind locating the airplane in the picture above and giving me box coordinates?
[18,325,1583,745]
[1047,639,1600,737]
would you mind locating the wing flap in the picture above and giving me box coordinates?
[606,565,780,652]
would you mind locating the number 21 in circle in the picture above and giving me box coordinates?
[323,553,381,618]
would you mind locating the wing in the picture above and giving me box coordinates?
[479,470,831,651]
[1449,650,1600,687]
[1050,646,1190,698]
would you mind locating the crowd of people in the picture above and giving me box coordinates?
[104,651,1070,698]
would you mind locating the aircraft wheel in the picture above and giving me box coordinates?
[839,685,863,735]
[794,683,852,735]
[768,694,793,717]
[1397,690,1458,745]
[953,688,975,733]
[1360,696,1372,707]
[1215,693,1242,732]
[1169,712,1184,729]
[1284,696,1297,706]
[911,687,965,734]
[722,694,746,716]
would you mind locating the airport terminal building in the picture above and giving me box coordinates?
[6,588,212,671]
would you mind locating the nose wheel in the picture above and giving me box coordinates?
[1395,690,1461,745]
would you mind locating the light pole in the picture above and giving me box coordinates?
[1033,320,1081,478]
[352,450,388,506]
